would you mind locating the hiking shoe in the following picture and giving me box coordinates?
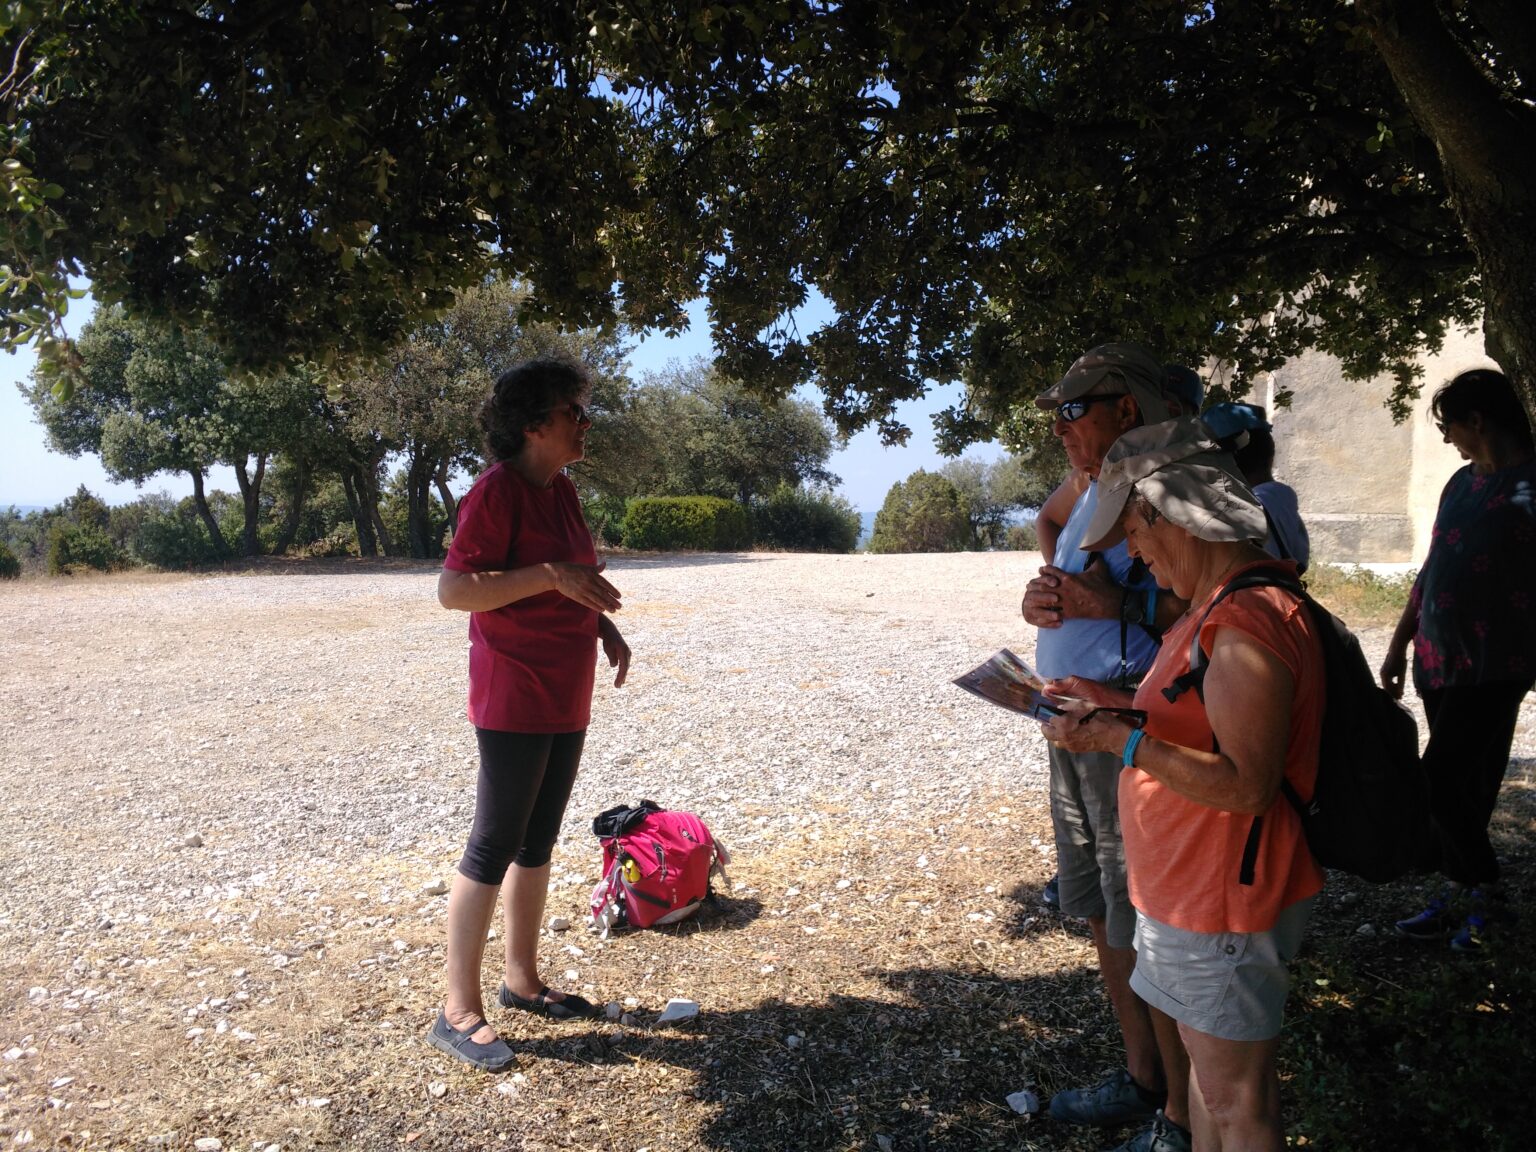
[1108,1110,1193,1152]
[1043,874,1061,909]
[1395,897,1452,940]
[1451,914,1486,953]
[1049,1069,1162,1127]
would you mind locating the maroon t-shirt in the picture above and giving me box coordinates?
[443,463,598,733]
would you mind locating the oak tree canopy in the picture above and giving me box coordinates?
[3,1,1530,445]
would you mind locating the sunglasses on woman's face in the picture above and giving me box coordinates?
[551,401,592,427]
[1054,393,1126,423]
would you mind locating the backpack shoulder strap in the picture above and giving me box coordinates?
[1161,566,1302,704]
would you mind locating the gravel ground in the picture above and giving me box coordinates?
[3,551,1534,940]
[3,552,1533,1150]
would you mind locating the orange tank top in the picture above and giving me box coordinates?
[1122,563,1326,933]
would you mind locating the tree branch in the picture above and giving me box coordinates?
[1356,0,1536,199]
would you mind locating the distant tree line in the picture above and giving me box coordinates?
[11,278,865,573]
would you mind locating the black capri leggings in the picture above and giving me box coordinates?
[1420,680,1533,887]
[458,728,586,885]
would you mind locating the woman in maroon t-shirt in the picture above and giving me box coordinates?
[427,358,631,1072]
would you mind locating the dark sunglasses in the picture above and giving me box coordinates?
[1055,393,1126,423]
[550,401,592,427]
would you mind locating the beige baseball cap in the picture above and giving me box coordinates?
[1080,416,1269,552]
[1035,341,1180,427]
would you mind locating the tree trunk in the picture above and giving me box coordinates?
[232,452,268,557]
[1358,0,1536,416]
[271,458,311,557]
[341,468,378,557]
[406,452,437,559]
[188,468,231,560]
[434,460,459,536]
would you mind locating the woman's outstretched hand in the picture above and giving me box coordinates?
[549,560,622,613]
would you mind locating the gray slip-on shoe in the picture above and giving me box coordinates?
[426,1011,516,1072]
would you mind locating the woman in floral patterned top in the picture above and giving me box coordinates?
[1380,369,1536,951]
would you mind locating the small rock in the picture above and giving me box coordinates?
[27,986,48,1004]
[548,915,571,931]
[876,1137,894,1152]
[563,968,580,982]
[193,1140,223,1152]
[185,1027,205,1039]
[428,1081,447,1099]
[2,1046,27,1061]
[623,996,640,1008]
[496,1081,519,1097]
[655,998,699,1024]
[271,954,290,970]
[620,1013,637,1027]
[605,1001,622,1020]
[1356,923,1377,937]
[184,833,204,848]
[1006,1088,1041,1115]
[420,879,449,897]
[835,879,852,890]
[785,1034,803,1050]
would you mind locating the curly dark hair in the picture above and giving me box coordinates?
[1431,368,1534,450]
[479,357,592,463]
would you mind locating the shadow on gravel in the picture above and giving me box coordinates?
[509,967,1113,1152]
[204,556,442,577]
[602,551,766,570]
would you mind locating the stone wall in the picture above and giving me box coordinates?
[1262,327,1491,565]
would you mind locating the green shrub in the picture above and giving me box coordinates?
[751,484,861,553]
[580,493,628,547]
[1304,562,1415,628]
[130,498,224,568]
[46,521,124,574]
[1003,522,1040,551]
[622,496,751,551]
[0,541,20,579]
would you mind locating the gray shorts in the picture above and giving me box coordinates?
[1047,743,1135,949]
[1129,897,1316,1042]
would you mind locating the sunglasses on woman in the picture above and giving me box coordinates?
[1054,393,1126,423]
[550,401,592,427]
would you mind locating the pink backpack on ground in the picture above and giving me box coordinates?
[589,801,728,932]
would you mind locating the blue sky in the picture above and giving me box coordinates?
[0,295,1003,515]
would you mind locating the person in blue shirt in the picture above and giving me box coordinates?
[1021,343,1191,1149]
[1201,402,1310,573]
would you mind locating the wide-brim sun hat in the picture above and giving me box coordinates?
[1080,416,1269,552]
[1035,341,1181,427]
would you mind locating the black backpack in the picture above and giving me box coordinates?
[1163,567,1435,883]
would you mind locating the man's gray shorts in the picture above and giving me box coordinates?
[1047,743,1135,949]
[1129,896,1316,1042]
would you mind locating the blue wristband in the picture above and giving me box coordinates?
[1143,588,1158,627]
[1122,728,1146,769]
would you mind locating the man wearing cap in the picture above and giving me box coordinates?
[1040,417,1324,1152]
[1022,342,1188,1140]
